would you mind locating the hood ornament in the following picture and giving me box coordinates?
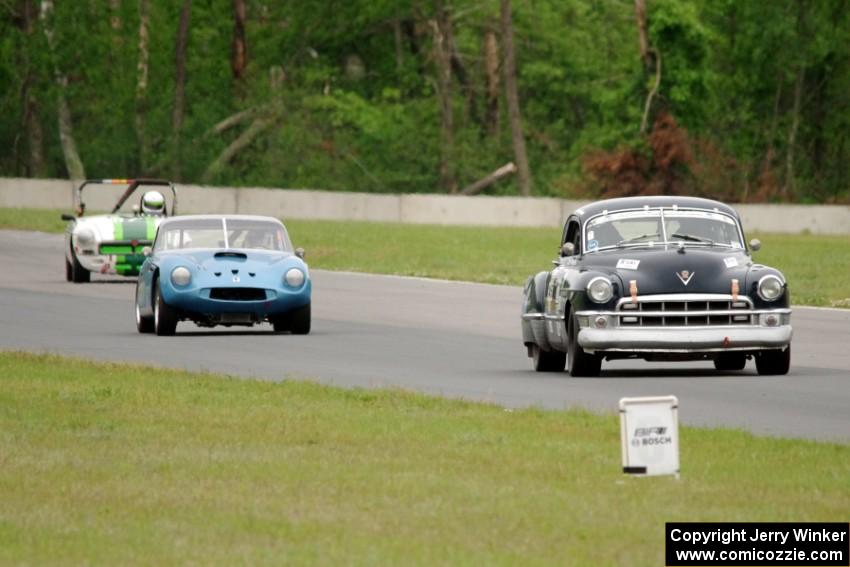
[676,270,694,286]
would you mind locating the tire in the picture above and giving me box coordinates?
[713,353,747,372]
[567,313,601,377]
[135,284,154,334]
[270,313,289,333]
[69,247,90,283]
[289,302,311,335]
[153,280,178,336]
[531,344,566,372]
[65,258,72,282]
[755,347,790,376]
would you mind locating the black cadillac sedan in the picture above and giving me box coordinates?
[521,196,792,377]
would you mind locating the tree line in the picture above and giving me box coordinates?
[1,0,848,203]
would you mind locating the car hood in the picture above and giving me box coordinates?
[73,214,161,242]
[158,249,303,285]
[584,246,754,295]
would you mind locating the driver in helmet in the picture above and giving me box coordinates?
[140,190,166,216]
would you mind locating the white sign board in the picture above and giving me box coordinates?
[619,396,679,477]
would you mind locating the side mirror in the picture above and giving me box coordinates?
[61,213,75,221]
[142,246,152,257]
[560,242,576,257]
[749,238,761,252]
[295,247,305,259]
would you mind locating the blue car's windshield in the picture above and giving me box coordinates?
[155,218,292,252]
[584,209,743,253]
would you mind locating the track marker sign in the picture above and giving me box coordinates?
[619,396,679,478]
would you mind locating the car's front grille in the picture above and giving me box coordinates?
[618,295,754,327]
[99,241,150,255]
[209,287,267,301]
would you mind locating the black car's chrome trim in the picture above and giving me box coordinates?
[578,326,792,353]
[521,313,545,320]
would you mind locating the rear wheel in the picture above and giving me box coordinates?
[153,280,178,336]
[567,314,601,377]
[69,248,90,283]
[755,347,790,376]
[714,353,747,372]
[531,344,566,372]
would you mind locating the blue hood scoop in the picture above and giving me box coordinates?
[214,251,247,261]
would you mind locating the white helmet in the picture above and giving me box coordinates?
[141,191,165,216]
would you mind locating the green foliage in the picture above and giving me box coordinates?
[0,0,848,202]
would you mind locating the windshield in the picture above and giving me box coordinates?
[584,209,743,253]
[154,218,292,252]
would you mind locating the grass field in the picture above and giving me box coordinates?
[0,352,847,565]
[1,207,848,307]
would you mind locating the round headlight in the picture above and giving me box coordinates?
[171,266,191,287]
[284,268,305,288]
[587,277,613,303]
[757,274,783,301]
[75,228,95,247]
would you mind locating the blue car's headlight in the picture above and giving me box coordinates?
[171,266,192,287]
[284,268,305,288]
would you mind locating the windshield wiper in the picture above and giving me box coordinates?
[671,233,715,245]
[616,232,661,246]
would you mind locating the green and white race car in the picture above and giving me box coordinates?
[62,178,178,282]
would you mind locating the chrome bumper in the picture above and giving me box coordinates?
[577,325,792,353]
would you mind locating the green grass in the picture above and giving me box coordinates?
[0,352,847,565]
[3,207,848,307]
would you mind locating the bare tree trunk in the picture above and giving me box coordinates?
[392,19,404,76]
[460,162,516,195]
[483,25,500,138]
[432,2,457,193]
[40,0,86,180]
[135,0,150,171]
[784,66,804,199]
[500,0,531,196]
[634,0,651,71]
[231,0,247,82]
[202,115,276,183]
[18,0,46,176]
[634,0,661,135]
[172,0,191,179]
[23,88,47,176]
[109,0,121,30]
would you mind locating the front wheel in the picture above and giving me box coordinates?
[531,344,566,372]
[135,284,154,334]
[289,302,311,335]
[755,347,790,376]
[153,280,178,336]
[69,248,90,283]
[567,313,601,377]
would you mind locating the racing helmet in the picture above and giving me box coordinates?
[141,191,166,216]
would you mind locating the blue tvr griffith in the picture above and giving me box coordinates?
[134,215,311,336]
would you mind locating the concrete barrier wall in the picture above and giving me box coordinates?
[0,177,847,234]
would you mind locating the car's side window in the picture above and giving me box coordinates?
[563,219,581,252]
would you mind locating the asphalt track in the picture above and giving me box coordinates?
[1,230,848,442]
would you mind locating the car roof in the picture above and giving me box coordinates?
[573,196,739,220]
[158,214,285,227]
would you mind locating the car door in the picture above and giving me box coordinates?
[545,216,583,349]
